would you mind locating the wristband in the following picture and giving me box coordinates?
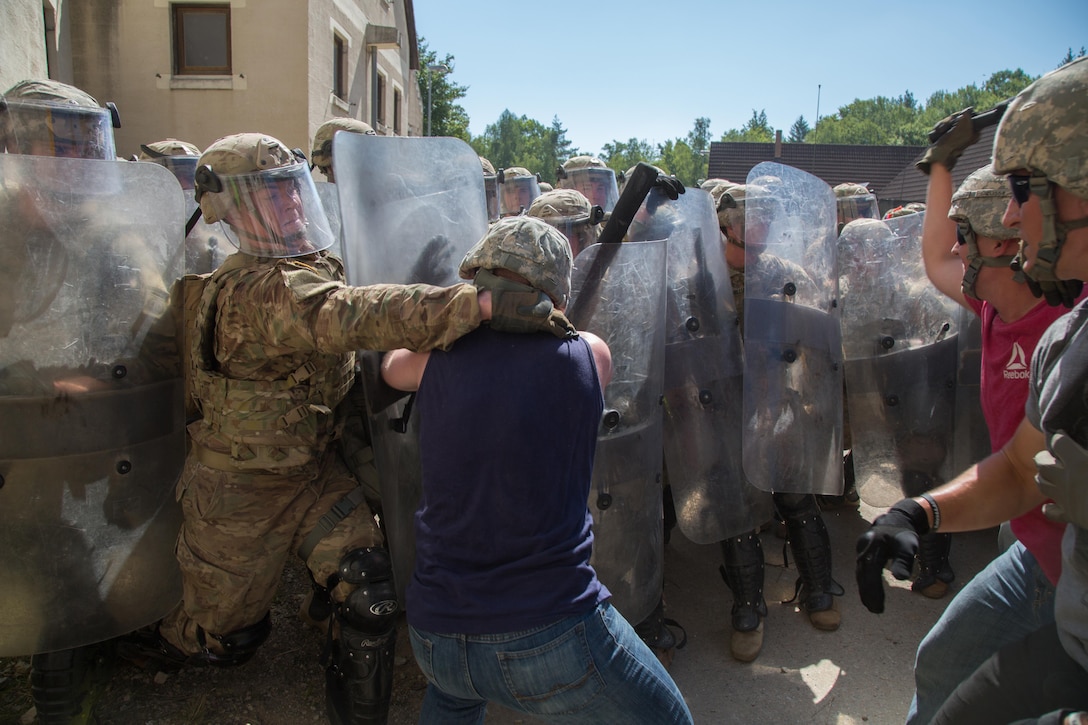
[919,492,941,532]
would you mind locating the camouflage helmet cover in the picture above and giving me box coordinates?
[459,215,573,307]
[949,164,1018,240]
[560,155,608,174]
[883,202,927,219]
[528,188,595,222]
[834,181,880,225]
[138,138,201,160]
[310,117,375,169]
[479,155,496,176]
[992,55,1088,199]
[716,183,747,230]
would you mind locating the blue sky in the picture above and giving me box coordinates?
[412,0,1086,156]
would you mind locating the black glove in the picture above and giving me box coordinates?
[652,174,686,201]
[407,235,454,286]
[1011,246,1085,308]
[855,498,930,614]
[916,108,979,175]
[475,269,578,340]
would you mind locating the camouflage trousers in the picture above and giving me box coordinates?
[160,448,382,655]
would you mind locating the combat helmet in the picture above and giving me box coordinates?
[833,182,880,231]
[479,156,500,222]
[883,202,926,219]
[310,118,375,182]
[992,56,1088,281]
[0,79,120,159]
[557,155,619,212]
[138,138,202,189]
[528,188,605,257]
[459,215,573,307]
[195,132,334,258]
[497,166,541,217]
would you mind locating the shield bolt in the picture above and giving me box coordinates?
[782,349,797,363]
[685,317,700,332]
[112,364,128,379]
[602,410,620,429]
[881,336,896,350]
[698,389,713,405]
[116,460,132,474]
[885,394,900,407]
[596,492,613,510]
[783,282,797,297]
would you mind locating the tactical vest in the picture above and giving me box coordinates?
[187,254,353,471]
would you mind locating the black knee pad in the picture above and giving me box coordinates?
[773,491,820,522]
[337,547,398,634]
[198,611,271,668]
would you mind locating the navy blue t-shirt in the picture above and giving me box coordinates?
[406,326,610,634]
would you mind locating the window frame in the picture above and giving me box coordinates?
[173,4,232,76]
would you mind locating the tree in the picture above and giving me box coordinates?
[468,110,576,183]
[599,137,657,176]
[1059,46,1087,68]
[686,117,712,157]
[417,38,470,140]
[719,110,774,143]
[787,115,810,143]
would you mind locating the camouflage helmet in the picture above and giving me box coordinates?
[834,182,880,228]
[701,177,733,192]
[708,181,740,229]
[459,215,573,307]
[992,55,1088,200]
[479,156,496,176]
[559,156,619,211]
[479,156,499,222]
[138,138,201,189]
[195,132,334,257]
[310,118,375,181]
[538,181,554,193]
[716,183,747,231]
[0,79,119,159]
[559,155,608,174]
[497,166,541,217]
[949,165,1018,240]
[527,189,604,256]
[883,202,927,219]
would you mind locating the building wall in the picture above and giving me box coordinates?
[0,0,51,91]
[50,0,421,161]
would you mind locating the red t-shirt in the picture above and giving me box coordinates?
[969,295,1078,584]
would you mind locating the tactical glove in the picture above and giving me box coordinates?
[653,174,686,201]
[1035,433,1088,530]
[855,498,930,614]
[916,108,978,175]
[1011,247,1084,308]
[475,269,578,340]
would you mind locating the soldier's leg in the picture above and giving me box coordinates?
[127,462,306,669]
[774,491,844,631]
[719,530,767,662]
[297,456,392,725]
[633,596,686,671]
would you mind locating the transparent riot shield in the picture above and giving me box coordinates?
[0,155,186,655]
[567,240,667,625]
[629,188,771,542]
[839,213,963,506]
[952,307,993,472]
[741,162,842,495]
[334,135,489,603]
[182,189,232,275]
[314,181,344,262]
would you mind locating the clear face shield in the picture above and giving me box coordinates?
[837,193,880,227]
[499,176,541,217]
[199,161,335,258]
[152,155,198,190]
[483,174,500,222]
[566,167,619,213]
[542,207,604,258]
[0,99,117,160]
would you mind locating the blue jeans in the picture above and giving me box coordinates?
[408,602,693,724]
[907,540,1056,724]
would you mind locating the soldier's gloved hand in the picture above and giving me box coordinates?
[408,235,454,286]
[855,498,930,614]
[1035,433,1088,529]
[475,269,578,340]
[916,108,979,175]
[653,174,686,201]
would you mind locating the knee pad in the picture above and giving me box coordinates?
[336,547,399,634]
[774,492,820,522]
[198,611,271,668]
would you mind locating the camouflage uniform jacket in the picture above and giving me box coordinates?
[188,251,480,472]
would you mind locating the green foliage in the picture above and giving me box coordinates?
[1059,47,1087,68]
[787,116,810,143]
[417,38,470,140]
[719,110,774,142]
[599,137,657,175]
[468,110,576,184]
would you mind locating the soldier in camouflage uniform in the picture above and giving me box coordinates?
[122,132,573,725]
[135,138,201,189]
[497,165,541,217]
[556,154,620,213]
[714,183,844,662]
[526,188,605,258]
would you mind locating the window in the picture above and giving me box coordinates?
[393,88,402,135]
[173,4,231,76]
[333,33,347,100]
[375,74,386,128]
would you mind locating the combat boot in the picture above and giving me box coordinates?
[913,531,955,599]
[784,510,844,631]
[719,531,767,662]
[634,598,687,670]
[30,644,113,725]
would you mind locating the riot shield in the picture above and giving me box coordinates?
[314,181,345,262]
[567,240,667,625]
[629,188,771,542]
[334,135,489,603]
[741,162,842,495]
[0,155,186,655]
[839,213,963,506]
[952,307,993,472]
